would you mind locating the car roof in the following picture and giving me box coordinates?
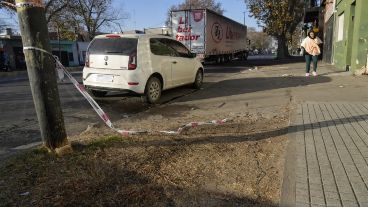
[93,33,175,41]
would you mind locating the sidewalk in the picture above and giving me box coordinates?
[283,102,368,207]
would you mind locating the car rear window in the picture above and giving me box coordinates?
[88,38,138,55]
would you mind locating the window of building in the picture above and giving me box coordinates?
[337,13,344,41]
[68,52,74,61]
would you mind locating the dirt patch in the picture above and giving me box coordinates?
[0,113,289,207]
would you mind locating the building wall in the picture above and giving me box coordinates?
[77,42,89,65]
[50,40,77,67]
[350,0,368,71]
[1,37,89,69]
[334,0,368,72]
[324,0,335,23]
[0,38,25,70]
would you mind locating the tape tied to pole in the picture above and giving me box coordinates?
[15,0,44,8]
[23,46,229,136]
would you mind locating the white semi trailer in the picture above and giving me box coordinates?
[171,9,250,63]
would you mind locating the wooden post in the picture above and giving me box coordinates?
[15,0,68,150]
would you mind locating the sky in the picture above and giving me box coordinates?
[120,0,260,31]
[0,0,260,33]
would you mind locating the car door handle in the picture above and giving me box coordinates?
[172,61,177,64]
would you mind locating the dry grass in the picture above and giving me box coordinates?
[0,115,288,207]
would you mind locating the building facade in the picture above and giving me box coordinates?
[323,0,336,64]
[333,0,368,72]
[0,29,89,70]
[303,0,325,58]
[304,0,368,73]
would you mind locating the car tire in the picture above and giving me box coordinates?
[192,69,203,89]
[145,76,162,104]
[89,90,107,97]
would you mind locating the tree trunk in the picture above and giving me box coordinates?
[276,35,289,59]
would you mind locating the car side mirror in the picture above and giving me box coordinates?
[190,53,197,58]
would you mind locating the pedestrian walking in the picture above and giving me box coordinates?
[301,31,322,77]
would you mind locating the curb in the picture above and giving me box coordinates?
[0,67,83,79]
[279,105,298,207]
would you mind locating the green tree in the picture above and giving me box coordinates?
[244,0,304,58]
[247,27,272,51]
[166,0,224,26]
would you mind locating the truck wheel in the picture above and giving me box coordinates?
[216,56,221,64]
[243,52,249,60]
[89,90,107,97]
[192,69,203,89]
[145,76,162,104]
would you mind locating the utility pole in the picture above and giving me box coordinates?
[243,11,246,26]
[15,0,68,150]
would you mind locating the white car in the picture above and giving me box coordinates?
[83,34,204,103]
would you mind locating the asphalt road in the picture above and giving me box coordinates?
[0,59,260,157]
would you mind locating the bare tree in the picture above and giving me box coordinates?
[1,0,127,40]
[166,0,224,26]
[69,0,126,40]
[0,0,72,24]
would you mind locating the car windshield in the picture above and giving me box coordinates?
[88,38,138,55]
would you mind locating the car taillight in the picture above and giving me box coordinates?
[128,52,137,70]
[106,34,121,38]
[85,51,90,67]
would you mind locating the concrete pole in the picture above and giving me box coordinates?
[15,0,68,150]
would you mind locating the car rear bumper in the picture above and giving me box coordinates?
[85,85,140,96]
[83,67,146,94]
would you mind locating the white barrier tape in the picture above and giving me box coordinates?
[15,2,44,8]
[23,46,229,136]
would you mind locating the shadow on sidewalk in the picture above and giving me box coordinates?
[178,75,332,102]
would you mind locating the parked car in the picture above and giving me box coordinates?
[83,34,204,104]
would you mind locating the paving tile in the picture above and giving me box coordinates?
[310,196,326,206]
[296,194,310,204]
[324,191,340,200]
[356,195,368,203]
[291,103,368,207]
[296,202,311,207]
[339,193,356,201]
[358,202,368,207]
[341,200,359,207]
[326,198,342,207]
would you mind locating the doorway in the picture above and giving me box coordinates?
[346,1,356,70]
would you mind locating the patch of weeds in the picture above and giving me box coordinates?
[32,146,50,155]
[88,135,127,150]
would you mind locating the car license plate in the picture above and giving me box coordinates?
[96,74,114,82]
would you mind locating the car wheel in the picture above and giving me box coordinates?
[145,76,162,104]
[89,90,107,97]
[193,69,203,89]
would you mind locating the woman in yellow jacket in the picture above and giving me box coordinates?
[301,31,323,77]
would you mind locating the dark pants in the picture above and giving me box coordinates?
[305,54,318,73]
